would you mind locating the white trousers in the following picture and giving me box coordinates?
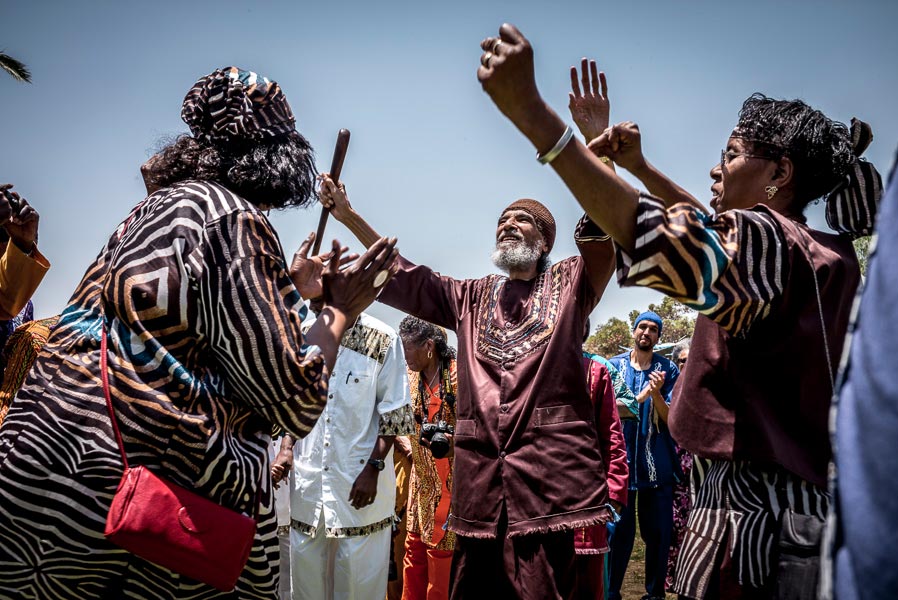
[279,529,292,600]
[290,521,391,600]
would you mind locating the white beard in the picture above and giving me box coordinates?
[491,238,543,273]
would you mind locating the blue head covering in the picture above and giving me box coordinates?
[633,310,663,337]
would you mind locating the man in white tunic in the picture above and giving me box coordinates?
[285,310,414,599]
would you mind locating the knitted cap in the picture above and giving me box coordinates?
[633,310,663,337]
[501,198,556,252]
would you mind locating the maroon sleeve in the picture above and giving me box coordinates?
[377,255,474,331]
[574,213,616,304]
[595,362,629,506]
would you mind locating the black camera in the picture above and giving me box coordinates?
[2,189,20,214]
[420,420,454,459]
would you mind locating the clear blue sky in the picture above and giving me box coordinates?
[2,0,897,339]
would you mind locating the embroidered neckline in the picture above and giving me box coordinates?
[474,266,563,365]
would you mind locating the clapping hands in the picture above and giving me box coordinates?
[647,370,666,395]
[290,233,354,301]
[290,232,398,322]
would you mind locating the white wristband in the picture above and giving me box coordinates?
[536,126,574,165]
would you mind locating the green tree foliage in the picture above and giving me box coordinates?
[585,296,696,358]
[583,316,630,357]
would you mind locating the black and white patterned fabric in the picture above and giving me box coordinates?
[181,67,296,145]
[674,458,829,598]
[825,118,883,238]
[0,180,328,599]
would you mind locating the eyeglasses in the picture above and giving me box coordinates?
[720,149,775,169]
[676,358,687,365]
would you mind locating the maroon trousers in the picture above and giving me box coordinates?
[449,520,576,600]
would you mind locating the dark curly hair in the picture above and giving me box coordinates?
[399,316,457,361]
[734,94,854,209]
[144,130,317,209]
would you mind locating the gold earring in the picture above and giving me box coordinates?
[427,351,433,359]
[765,185,778,200]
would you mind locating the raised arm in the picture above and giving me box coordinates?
[477,27,640,251]
[477,27,788,336]
[566,59,626,297]
[319,175,382,249]
[568,58,610,144]
[0,185,49,319]
[587,122,705,212]
[318,175,472,331]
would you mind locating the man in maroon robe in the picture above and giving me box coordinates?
[318,178,618,599]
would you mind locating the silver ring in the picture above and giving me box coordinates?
[481,52,493,68]
[373,270,389,288]
[491,39,503,53]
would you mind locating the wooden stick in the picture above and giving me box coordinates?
[312,129,351,255]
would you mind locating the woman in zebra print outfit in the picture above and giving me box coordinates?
[0,67,397,599]
[476,25,882,599]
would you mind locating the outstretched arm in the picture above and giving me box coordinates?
[319,175,382,249]
[588,122,705,212]
[318,175,470,331]
[479,25,790,338]
[478,26,640,251]
[566,54,703,211]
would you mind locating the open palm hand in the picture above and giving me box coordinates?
[568,58,610,143]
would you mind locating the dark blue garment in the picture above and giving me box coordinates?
[0,300,33,377]
[611,351,680,489]
[831,150,898,600]
[0,300,33,351]
[608,485,674,600]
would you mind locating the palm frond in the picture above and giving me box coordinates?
[0,52,32,83]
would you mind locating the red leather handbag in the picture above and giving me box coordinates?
[100,327,259,592]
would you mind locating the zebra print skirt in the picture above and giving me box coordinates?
[673,457,829,599]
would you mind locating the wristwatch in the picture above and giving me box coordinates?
[367,458,385,471]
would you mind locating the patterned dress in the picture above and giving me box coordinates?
[406,362,457,551]
[0,181,329,599]
[666,445,693,590]
[0,315,58,427]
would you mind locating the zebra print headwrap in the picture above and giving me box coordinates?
[825,118,883,238]
[181,66,296,145]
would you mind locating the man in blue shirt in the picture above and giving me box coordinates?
[608,311,679,600]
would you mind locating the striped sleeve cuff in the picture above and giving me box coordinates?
[616,194,787,336]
